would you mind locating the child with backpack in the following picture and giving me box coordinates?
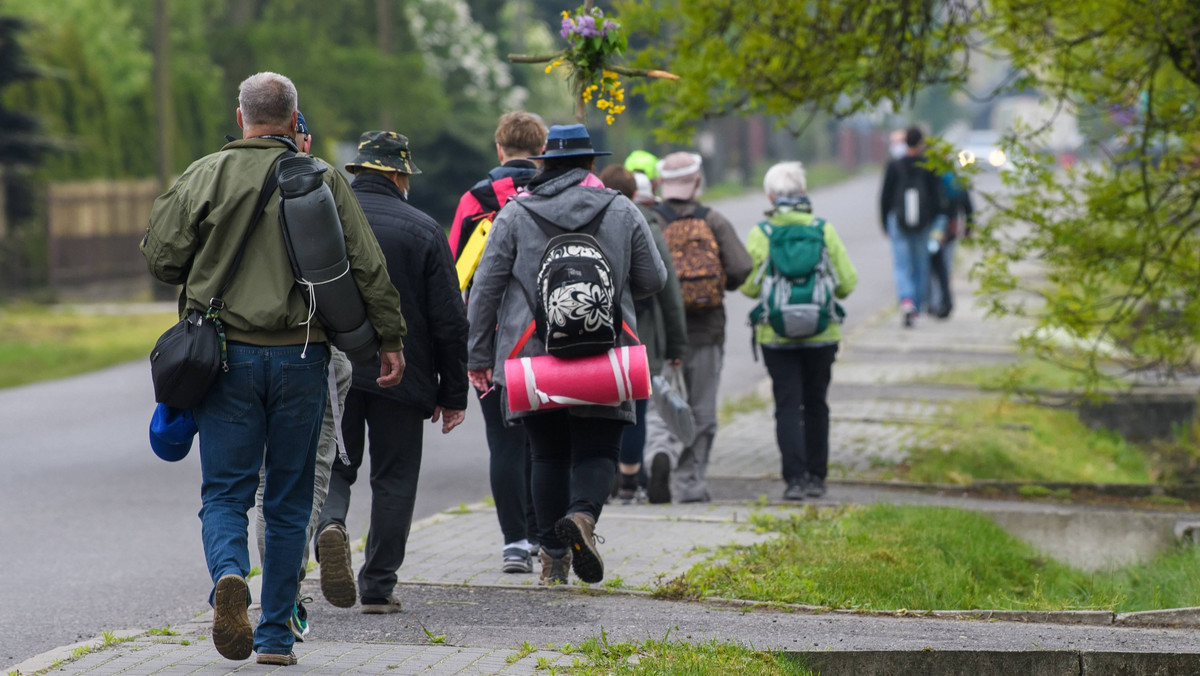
[465,124,666,586]
[740,162,858,500]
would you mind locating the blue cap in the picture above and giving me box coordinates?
[149,403,197,462]
[528,124,611,159]
[296,111,309,135]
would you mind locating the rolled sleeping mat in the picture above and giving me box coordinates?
[276,156,381,364]
[504,345,650,413]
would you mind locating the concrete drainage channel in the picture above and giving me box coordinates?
[794,650,1200,676]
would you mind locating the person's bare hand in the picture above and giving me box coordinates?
[669,358,683,368]
[431,407,466,434]
[467,368,492,393]
[377,350,406,387]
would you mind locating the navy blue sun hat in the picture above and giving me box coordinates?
[149,403,197,462]
[528,124,612,159]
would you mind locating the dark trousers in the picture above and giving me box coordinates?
[618,398,648,466]
[319,389,423,600]
[522,410,623,551]
[929,246,953,317]
[762,344,838,483]
[479,386,538,546]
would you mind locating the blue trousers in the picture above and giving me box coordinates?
[194,342,329,655]
[886,213,931,312]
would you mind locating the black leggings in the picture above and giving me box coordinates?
[522,410,623,551]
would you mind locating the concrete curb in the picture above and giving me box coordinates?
[7,629,144,676]
[794,650,1200,676]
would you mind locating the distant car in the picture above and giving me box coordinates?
[956,130,1007,171]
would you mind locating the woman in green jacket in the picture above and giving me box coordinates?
[739,162,858,500]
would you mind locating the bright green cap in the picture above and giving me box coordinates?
[624,150,660,180]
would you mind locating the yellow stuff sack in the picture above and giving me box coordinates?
[455,216,492,291]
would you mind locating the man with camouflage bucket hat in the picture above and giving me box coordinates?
[316,130,469,614]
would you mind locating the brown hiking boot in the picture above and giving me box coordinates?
[554,512,604,583]
[316,523,357,608]
[538,548,572,585]
[212,574,253,661]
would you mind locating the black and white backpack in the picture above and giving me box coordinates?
[516,202,622,359]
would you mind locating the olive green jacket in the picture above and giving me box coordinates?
[739,208,857,346]
[142,138,406,350]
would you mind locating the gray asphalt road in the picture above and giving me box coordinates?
[0,170,897,668]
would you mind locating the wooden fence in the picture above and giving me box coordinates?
[46,179,159,288]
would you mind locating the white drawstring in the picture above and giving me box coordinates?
[297,262,352,359]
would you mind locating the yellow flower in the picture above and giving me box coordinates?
[606,114,615,125]
[615,89,624,102]
[596,99,610,110]
[561,10,569,19]
[602,70,618,79]
[544,64,553,73]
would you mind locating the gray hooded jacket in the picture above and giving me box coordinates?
[467,168,667,423]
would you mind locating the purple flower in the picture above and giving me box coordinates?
[577,15,600,38]
[560,17,575,40]
[602,19,617,36]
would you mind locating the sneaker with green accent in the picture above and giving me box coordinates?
[287,597,311,641]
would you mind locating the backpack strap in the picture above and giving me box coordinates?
[508,319,638,360]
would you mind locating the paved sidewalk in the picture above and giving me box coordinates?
[15,255,1200,675]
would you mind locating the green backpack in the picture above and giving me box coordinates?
[749,219,843,339]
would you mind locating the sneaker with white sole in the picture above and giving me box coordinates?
[502,545,534,573]
[360,594,403,614]
[286,597,311,641]
[256,652,298,666]
[316,523,356,608]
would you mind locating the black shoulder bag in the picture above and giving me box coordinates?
[149,151,293,409]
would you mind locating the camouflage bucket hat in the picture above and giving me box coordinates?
[345,131,422,174]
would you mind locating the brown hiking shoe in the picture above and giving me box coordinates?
[212,574,253,661]
[316,523,357,608]
[538,548,572,585]
[554,512,604,583]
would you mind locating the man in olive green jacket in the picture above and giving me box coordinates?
[141,72,406,666]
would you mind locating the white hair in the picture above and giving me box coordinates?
[238,72,298,128]
[763,161,807,198]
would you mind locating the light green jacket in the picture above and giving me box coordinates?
[738,208,858,345]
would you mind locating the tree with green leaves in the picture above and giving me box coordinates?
[620,0,1200,393]
[0,14,52,288]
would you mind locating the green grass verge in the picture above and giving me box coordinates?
[892,397,1153,484]
[658,504,1200,613]
[920,358,1125,392]
[541,633,812,675]
[0,303,176,389]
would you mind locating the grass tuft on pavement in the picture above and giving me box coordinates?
[657,504,1200,613]
[0,303,175,389]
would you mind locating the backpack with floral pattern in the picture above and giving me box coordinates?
[515,202,623,358]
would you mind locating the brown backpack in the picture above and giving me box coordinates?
[655,204,725,311]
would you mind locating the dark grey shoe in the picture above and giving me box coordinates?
[783,482,805,501]
[806,476,827,498]
[646,453,671,504]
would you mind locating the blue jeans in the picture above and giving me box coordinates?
[194,342,329,655]
[886,213,931,312]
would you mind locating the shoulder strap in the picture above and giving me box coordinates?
[209,150,294,312]
[653,203,678,224]
[692,205,710,220]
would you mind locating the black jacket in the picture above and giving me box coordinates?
[350,172,469,415]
